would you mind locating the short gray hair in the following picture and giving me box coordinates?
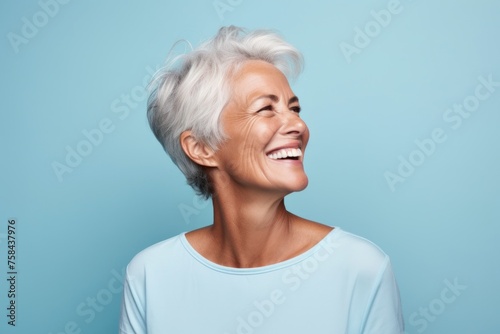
[147,26,304,198]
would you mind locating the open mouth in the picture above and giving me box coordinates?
[267,148,302,160]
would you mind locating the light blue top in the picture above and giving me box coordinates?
[119,227,404,333]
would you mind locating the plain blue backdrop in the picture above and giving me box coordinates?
[1,0,499,333]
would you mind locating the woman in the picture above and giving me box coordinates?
[119,26,404,333]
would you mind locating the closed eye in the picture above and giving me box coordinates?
[256,105,301,114]
[257,105,273,113]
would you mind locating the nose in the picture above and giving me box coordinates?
[279,109,308,137]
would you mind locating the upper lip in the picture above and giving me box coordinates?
[266,141,302,155]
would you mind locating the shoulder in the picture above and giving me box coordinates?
[334,228,388,258]
[292,218,390,270]
[320,228,391,276]
[126,233,185,279]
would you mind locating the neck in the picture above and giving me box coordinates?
[208,184,296,268]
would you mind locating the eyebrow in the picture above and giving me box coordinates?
[254,94,300,105]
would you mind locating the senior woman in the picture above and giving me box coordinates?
[119,26,404,333]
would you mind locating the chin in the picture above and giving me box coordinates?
[284,175,309,193]
[296,179,309,192]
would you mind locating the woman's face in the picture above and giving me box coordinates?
[212,60,310,196]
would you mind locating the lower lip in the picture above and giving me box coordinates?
[267,157,303,165]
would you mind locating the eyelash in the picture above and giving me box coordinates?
[257,105,273,112]
[257,105,301,113]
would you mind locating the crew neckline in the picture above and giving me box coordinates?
[179,227,340,275]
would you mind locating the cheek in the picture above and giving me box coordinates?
[218,122,257,167]
[232,118,277,151]
[227,122,276,174]
[251,117,281,140]
[303,126,310,149]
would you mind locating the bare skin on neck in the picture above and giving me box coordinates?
[183,60,333,268]
[186,182,333,268]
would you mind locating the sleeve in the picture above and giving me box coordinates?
[119,264,147,334]
[360,257,405,334]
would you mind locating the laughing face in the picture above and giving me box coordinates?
[211,60,310,196]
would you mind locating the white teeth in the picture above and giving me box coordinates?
[267,148,302,160]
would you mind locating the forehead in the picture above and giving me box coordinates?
[230,60,293,103]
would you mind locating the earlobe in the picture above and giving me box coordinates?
[180,131,217,167]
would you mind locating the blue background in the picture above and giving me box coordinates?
[1,0,499,333]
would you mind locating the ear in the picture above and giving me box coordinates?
[180,130,218,167]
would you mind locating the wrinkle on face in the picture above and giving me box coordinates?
[212,60,309,194]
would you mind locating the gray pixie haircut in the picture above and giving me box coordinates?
[147,26,304,198]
